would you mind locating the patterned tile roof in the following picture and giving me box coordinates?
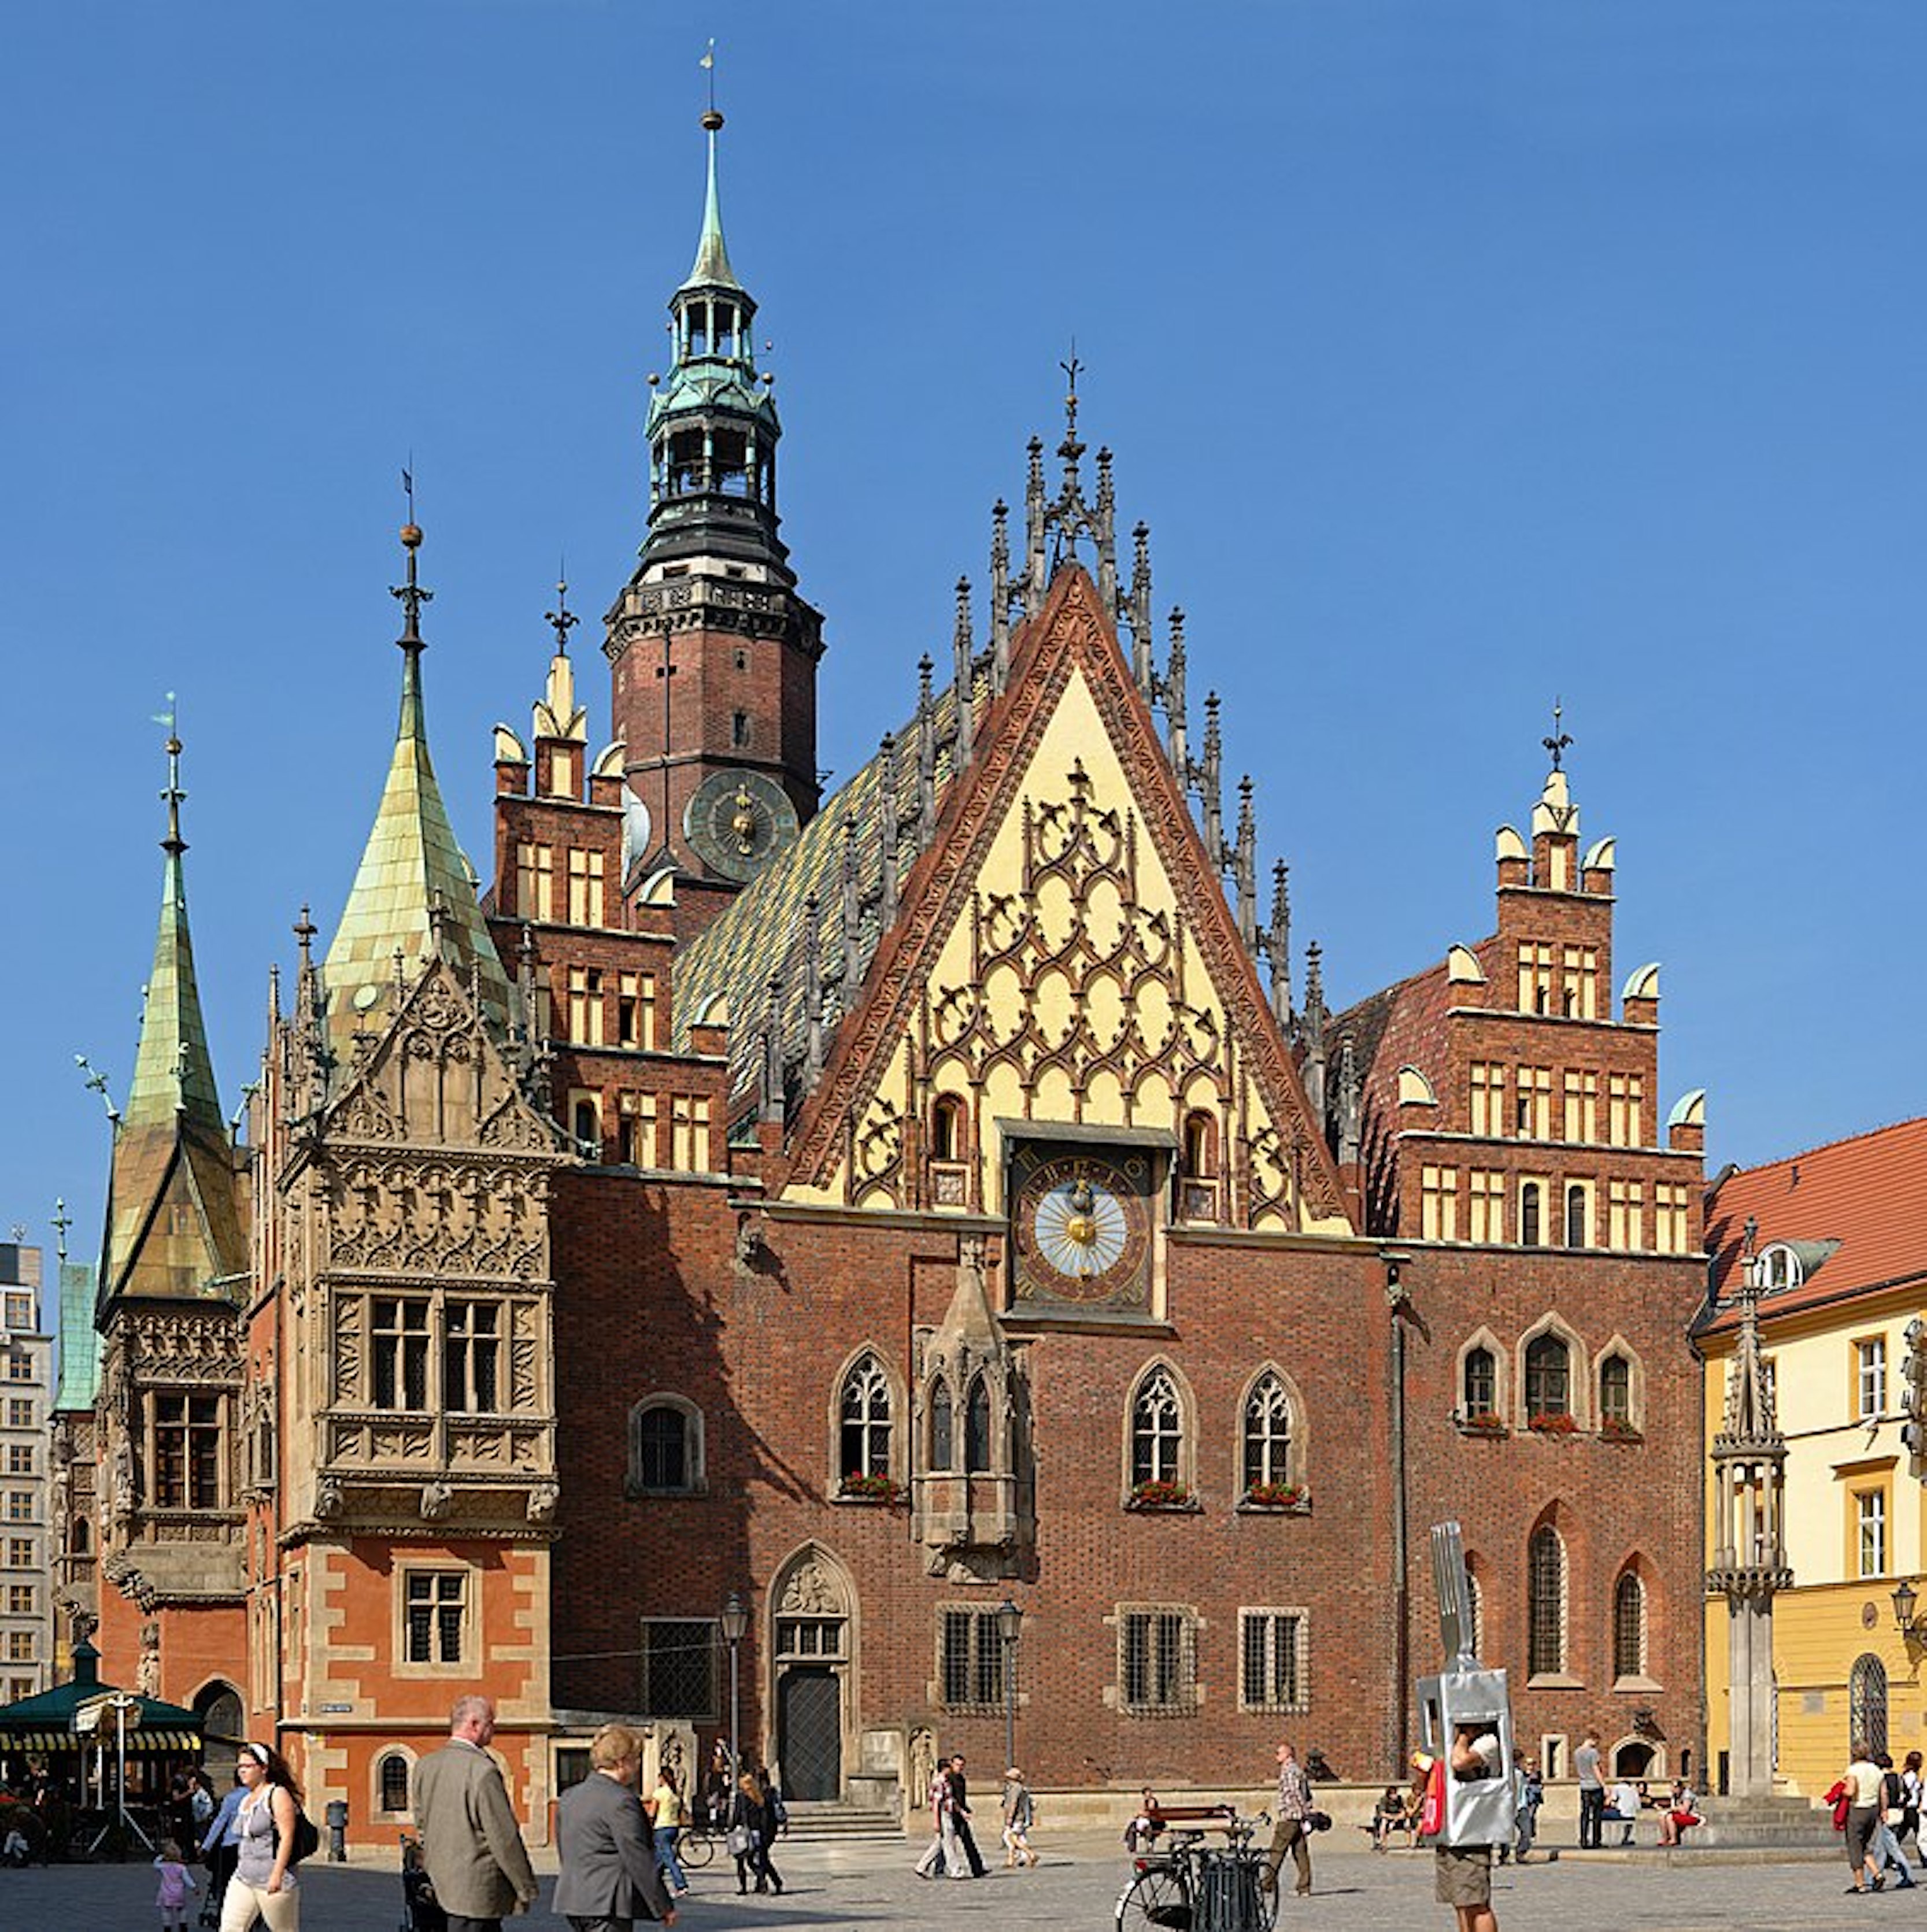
[1700,1115,1927,1336]
[673,675,979,1101]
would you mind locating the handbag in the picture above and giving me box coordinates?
[725,1823,754,1857]
[1307,1808,1333,1834]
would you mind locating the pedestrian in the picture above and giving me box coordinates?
[648,1762,691,1898]
[1512,1765,1542,1863]
[553,1722,676,1931]
[1840,1739,1885,1894]
[727,1768,782,1896]
[1261,1739,1314,1899]
[410,1695,539,1932]
[199,1773,246,1927]
[1870,1754,1916,1888]
[1001,1766,1038,1868]
[944,1755,987,1878]
[220,1742,302,1932]
[913,1757,960,1879]
[701,1742,733,1831]
[1574,1730,1604,1850]
[155,1838,199,1932]
[1434,1722,1502,1932]
[1904,1750,1925,1868]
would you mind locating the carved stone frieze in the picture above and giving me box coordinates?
[102,1551,158,1611]
[321,1156,547,1280]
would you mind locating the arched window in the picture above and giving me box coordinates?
[1851,1653,1889,1760]
[1180,1112,1215,1178]
[929,1095,965,1164]
[963,1376,993,1474]
[1463,1347,1498,1420]
[1613,1570,1646,1681]
[838,1355,892,1482]
[378,1752,410,1814]
[1521,1183,1543,1248]
[1599,1354,1632,1428]
[1565,1185,1588,1249]
[929,1378,954,1471]
[1525,1334,1570,1419]
[628,1398,702,1496]
[1528,1526,1566,1677]
[1242,1373,1293,1493]
[1131,1368,1185,1489]
[573,1097,600,1156]
[71,1515,90,1555]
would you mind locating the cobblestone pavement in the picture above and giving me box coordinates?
[0,1838,1895,1931]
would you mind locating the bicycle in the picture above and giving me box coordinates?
[674,1823,716,1869]
[1114,1811,1277,1932]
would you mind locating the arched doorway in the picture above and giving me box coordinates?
[770,1546,852,1803]
[193,1680,244,1783]
[1850,1653,1889,1759]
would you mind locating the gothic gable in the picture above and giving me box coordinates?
[779,568,1349,1233]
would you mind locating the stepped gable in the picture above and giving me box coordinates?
[1336,937,1503,1114]
[775,562,1349,1225]
[1701,1115,1927,1335]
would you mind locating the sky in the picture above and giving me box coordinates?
[3,1,1924,1294]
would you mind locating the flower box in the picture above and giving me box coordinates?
[1127,1479,1197,1512]
[1242,1482,1308,1511]
[1526,1411,1578,1435]
[1598,1418,1644,1444]
[837,1474,905,1504]
[1460,1412,1508,1437]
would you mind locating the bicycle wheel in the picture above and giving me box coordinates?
[1115,1864,1192,1931]
[679,1828,715,1868]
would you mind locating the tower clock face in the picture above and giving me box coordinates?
[1011,1147,1154,1308]
[685,768,800,881]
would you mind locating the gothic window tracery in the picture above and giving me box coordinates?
[929,1378,954,1471]
[1241,1372,1295,1494]
[1130,1367,1186,1490]
[838,1354,893,1483]
[964,1376,993,1474]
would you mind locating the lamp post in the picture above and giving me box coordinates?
[996,1597,1023,1775]
[722,1592,749,1776]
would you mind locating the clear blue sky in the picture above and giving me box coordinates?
[4,2,1922,1286]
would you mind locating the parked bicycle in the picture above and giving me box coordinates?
[1114,1809,1277,1932]
[671,1822,716,1870]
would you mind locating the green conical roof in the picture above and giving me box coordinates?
[680,112,741,293]
[98,735,248,1312]
[322,549,510,1045]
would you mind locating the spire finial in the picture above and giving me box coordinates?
[51,1198,71,1264]
[1059,343,1083,460]
[686,45,739,290]
[293,904,317,967]
[153,693,185,856]
[391,470,432,648]
[1543,696,1573,772]
[545,569,578,657]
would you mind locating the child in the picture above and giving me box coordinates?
[154,1838,198,1932]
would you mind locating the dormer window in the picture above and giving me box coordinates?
[1755,1243,1802,1292]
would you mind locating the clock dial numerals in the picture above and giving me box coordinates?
[1013,1151,1152,1306]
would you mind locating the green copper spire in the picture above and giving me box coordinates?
[321,518,511,1045]
[98,711,248,1311]
[124,709,223,1132]
[681,106,741,293]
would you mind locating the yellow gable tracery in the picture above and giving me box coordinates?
[789,665,1345,1235]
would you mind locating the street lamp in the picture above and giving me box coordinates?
[721,1592,749,1775]
[996,1597,1024,1775]
[1892,1578,1921,1641]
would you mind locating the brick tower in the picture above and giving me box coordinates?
[604,106,823,910]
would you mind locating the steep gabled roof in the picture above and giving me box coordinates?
[1700,1116,1927,1336]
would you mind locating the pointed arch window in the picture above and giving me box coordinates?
[1565,1183,1589,1249]
[1131,1368,1185,1489]
[839,1355,893,1482]
[1463,1346,1498,1422]
[377,1752,411,1815]
[930,1095,965,1164]
[929,1378,954,1471]
[1599,1354,1632,1429]
[1612,1570,1647,1683]
[1524,1334,1571,1421]
[1242,1373,1294,1494]
[1528,1525,1566,1678]
[963,1376,993,1474]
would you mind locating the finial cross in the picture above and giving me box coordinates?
[1543,697,1573,771]
[51,1198,71,1262]
[546,573,578,656]
[1059,343,1084,457]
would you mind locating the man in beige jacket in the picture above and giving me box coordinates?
[412,1695,539,1931]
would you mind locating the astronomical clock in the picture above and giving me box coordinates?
[683,768,801,882]
[1008,1139,1159,1315]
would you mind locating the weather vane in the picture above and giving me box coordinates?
[546,565,578,655]
[1543,697,1573,772]
[393,465,433,638]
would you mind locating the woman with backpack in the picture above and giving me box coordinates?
[220,1742,306,1930]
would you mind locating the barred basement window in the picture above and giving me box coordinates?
[378,1753,410,1813]
[1120,1607,1197,1715]
[1527,1527,1566,1678]
[1240,1609,1307,1713]
[1612,1571,1646,1682]
[940,1607,1006,1709]
[639,1619,718,1719]
[373,1298,430,1411]
[404,1571,467,1665]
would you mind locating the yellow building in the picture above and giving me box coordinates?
[1702,1118,1927,1797]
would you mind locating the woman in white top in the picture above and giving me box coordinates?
[221,1741,301,1931]
[1843,1745,1885,1894]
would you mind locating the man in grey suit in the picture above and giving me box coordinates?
[553,1723,677,1931]
[412,1695,541,1932]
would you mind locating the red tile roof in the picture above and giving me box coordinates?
[1700,1116,1927,1335]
